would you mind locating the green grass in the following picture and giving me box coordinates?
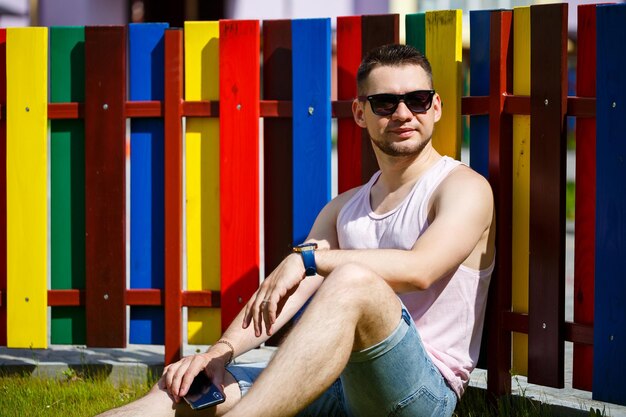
[0,371,608,417]
[0,370,156,417]
[567,181,576,221]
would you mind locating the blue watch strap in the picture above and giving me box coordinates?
[300,248,317,276]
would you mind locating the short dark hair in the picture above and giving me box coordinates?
[356,44,433,95]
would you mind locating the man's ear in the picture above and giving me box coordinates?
[432,93,443,123]
[352,99,367,128]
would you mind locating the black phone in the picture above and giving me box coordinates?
[183,372,226,410]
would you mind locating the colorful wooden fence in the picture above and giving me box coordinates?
[0,3,625,407]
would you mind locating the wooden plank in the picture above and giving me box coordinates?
[0,28,6,346]
[468,9,491,371]
[469,10,490,179]
[263,19,293,283]
[84,26,127,347]
[594,3,626,406]
[292,18,332,244]
[163,28,184,364]
[6,28,48,348]
[425,10,463,160]
[219,20,260,332]
[528,3,567,388]
[129,22,168,345]
[184,21,221,344]
[486,10,514,397]
[511,5,531,377]
[406,13,425,55]
[360,14,399,183]
[572,3,597,393]
[336,16,362,194]
[49,26,86,345]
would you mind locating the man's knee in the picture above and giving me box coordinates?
[317,263,396,306]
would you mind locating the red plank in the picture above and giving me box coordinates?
[486,10,514,397]
[48,290,84,306]
[573,3,597,392]
[360,15,399,183]
[84,26,127,347]
[528,3,567,388]
[219,20,260,332]
[182,291,220,308]
[337,16,362,193]
[0,28,6,346]
[163,28,184,365]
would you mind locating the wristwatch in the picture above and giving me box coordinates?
[293,242,318,276]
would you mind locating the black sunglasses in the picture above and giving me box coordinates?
[358,90,436,116]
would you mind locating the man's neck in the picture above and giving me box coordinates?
[374,144,442,194]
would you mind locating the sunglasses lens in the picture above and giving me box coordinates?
[404,91,433,113]
[369,95,399,116]
[367,91,434,116]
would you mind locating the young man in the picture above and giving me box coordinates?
[99,44,495,417]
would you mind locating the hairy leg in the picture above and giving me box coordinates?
[96,369,242,417]
[225,263,402,417]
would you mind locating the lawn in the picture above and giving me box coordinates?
[0,371,608,417]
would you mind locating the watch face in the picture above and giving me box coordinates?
[294,242,318,252]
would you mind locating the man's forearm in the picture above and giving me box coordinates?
[213,274,323,358]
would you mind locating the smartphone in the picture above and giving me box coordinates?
[183,372,226,410]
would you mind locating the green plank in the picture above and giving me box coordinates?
[50,26,86,344]
[406,13,426,54]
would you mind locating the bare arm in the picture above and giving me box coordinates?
[249,167,494,335]
[314,168,495,292]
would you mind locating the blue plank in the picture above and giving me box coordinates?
[129,23,168,344]
[469,10,490,179]
[594,4,626,406]
[291,19,332,244]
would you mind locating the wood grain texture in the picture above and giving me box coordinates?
[426,10,463,159]
[572,3,596,393]
[336,16,362,194]
[6,28,48,348]
[486,10,513,397]
[219,20,260,332]
[129,23,168,345]
[84,26,127,347]
[528,3,567,388]
[511,6,531,377]
[49,26,86,345]
[291,18,332,244]
[163,28,184,365]
[184,21,221,344]
[594,3,626,406]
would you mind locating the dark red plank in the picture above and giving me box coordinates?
[262,19,293,283]
[337,16,362,193]
[360,14,399,183]
[163,28,184,365]
[572,4,597,392]
[486,10,514,397]
[219,20,260,332]
[84,26,127,348]
[528,3,568,388]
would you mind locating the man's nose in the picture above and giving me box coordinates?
[391,100,414,119]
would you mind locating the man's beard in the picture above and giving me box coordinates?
[370,134,432,157]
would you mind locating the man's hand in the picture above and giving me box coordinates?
[243,253,306,337]
[161,343,232,403]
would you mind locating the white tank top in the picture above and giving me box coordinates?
[336,156,494,398]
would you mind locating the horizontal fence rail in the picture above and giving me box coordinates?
[0,3,625,407]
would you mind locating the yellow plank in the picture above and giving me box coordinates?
[184,21,221,344]
[6,28,49,348]
[425,10,462,160]
[512,6,531,376]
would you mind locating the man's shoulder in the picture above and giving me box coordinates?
[437,163,493,205]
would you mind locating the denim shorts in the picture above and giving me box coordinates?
[227,306,457,417]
